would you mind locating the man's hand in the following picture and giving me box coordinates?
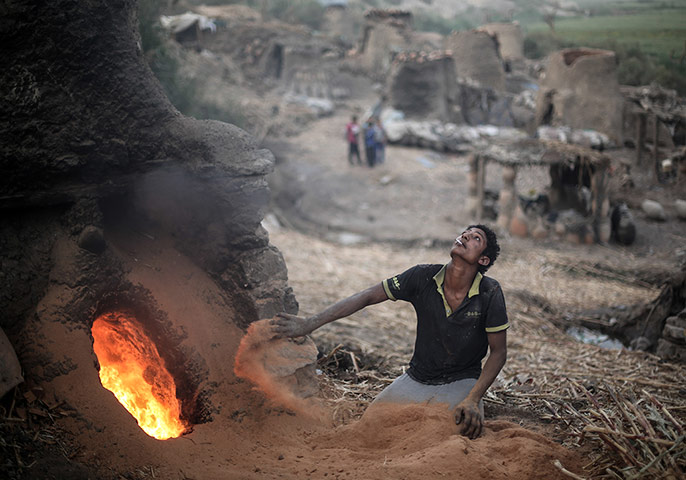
[270,313,316,339]
[454,399,483,439]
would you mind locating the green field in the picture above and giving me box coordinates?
[511,0,686,92]
[523,8,686,62]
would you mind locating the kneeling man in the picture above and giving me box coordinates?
[272,224,508,439]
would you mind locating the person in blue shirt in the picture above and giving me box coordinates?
[364,117,377,167]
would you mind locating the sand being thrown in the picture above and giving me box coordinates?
[234,318,328,420]
[233,319,587,479]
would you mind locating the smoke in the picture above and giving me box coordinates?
[234,319,326,420]
[132,167,214,233]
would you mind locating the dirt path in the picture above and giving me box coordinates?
[269,100,686,261]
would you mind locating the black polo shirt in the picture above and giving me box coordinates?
[382,264,509,385]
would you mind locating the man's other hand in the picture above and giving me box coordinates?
[270,313,315,339]
[454,399,483,439]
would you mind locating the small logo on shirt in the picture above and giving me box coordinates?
[392,276,400,289]
[466,311,481,318]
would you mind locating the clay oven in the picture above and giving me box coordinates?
[1,0,312,453]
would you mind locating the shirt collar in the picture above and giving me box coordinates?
[434,265,483,297]
[433,265,483,315]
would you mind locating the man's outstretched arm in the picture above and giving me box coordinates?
[271,283,388,338]
[454,330,507,439]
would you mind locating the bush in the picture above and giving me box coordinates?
[523,32,576,59]
[617,57,653,86]
[189,101,248,130]
[583,39,686,93]
[654,64,686,95]
[286,0,325,31]
[137,0,248,125]
[146,48,199,115]
[413,11,474,35]
[138,0,164,52]
[138,0,198,114]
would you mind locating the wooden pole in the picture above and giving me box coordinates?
[497,165,516,231]
[653,115,660,181]
[591,165,611,243]
[467,155,480,218]
[635,111,646,166]
[476,155,485,221]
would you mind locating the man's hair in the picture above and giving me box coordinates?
[468,224,500,273]
[352,115,358,122]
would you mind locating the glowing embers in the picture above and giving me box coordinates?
[92,312,187,440]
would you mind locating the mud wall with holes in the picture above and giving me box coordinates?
[444,30,505,91]
[0,0,304,421]
[357,10,412,78]
[388,55,457,121]
[479,23,524,66]
[534,48,625,143]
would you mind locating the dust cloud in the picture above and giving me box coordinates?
[234,319,327,421]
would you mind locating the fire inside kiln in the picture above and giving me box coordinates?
[92,312,187,440]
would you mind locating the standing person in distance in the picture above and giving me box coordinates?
[364,117,377,168]
[373,117,386,165]
[345,115,362,166]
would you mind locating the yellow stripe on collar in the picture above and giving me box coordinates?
[433,265,451,315]
[468,272,483,298]
[433,266,482,316]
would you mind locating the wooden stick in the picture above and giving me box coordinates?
[552,460,587,480]
[571,380,617,430]
[583,426,678,447]
[644,390,684,434]
[549,373,676,390]
[318,344,344,364]
[349,351,360,373]
[596,431,640,467]
[628,434,685,480]
[606,385,640,435]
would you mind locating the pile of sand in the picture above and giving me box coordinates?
[229,318,586,479]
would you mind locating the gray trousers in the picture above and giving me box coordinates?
[370,373,484,416]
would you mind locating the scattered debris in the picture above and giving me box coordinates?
[641,199,667,221]
[0,328,23,399]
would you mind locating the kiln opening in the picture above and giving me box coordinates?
[92,312,188,440]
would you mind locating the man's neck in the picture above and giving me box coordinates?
[444,260,479,295]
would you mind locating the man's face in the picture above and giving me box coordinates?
[451,227,490,268]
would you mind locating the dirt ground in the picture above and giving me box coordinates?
[16,104,682,480]
[3,221,592,480]
[5,75,685,480]
[4,2,685,478]
[258,96,686,478]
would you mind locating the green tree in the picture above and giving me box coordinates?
[136,0,247,127]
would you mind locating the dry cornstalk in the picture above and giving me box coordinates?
[553,459,588,480]
[349,352,360,373]
[583,426,677,447]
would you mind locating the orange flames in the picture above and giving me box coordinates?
[92,312,187,440]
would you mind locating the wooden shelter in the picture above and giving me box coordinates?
[469,139,612,242]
